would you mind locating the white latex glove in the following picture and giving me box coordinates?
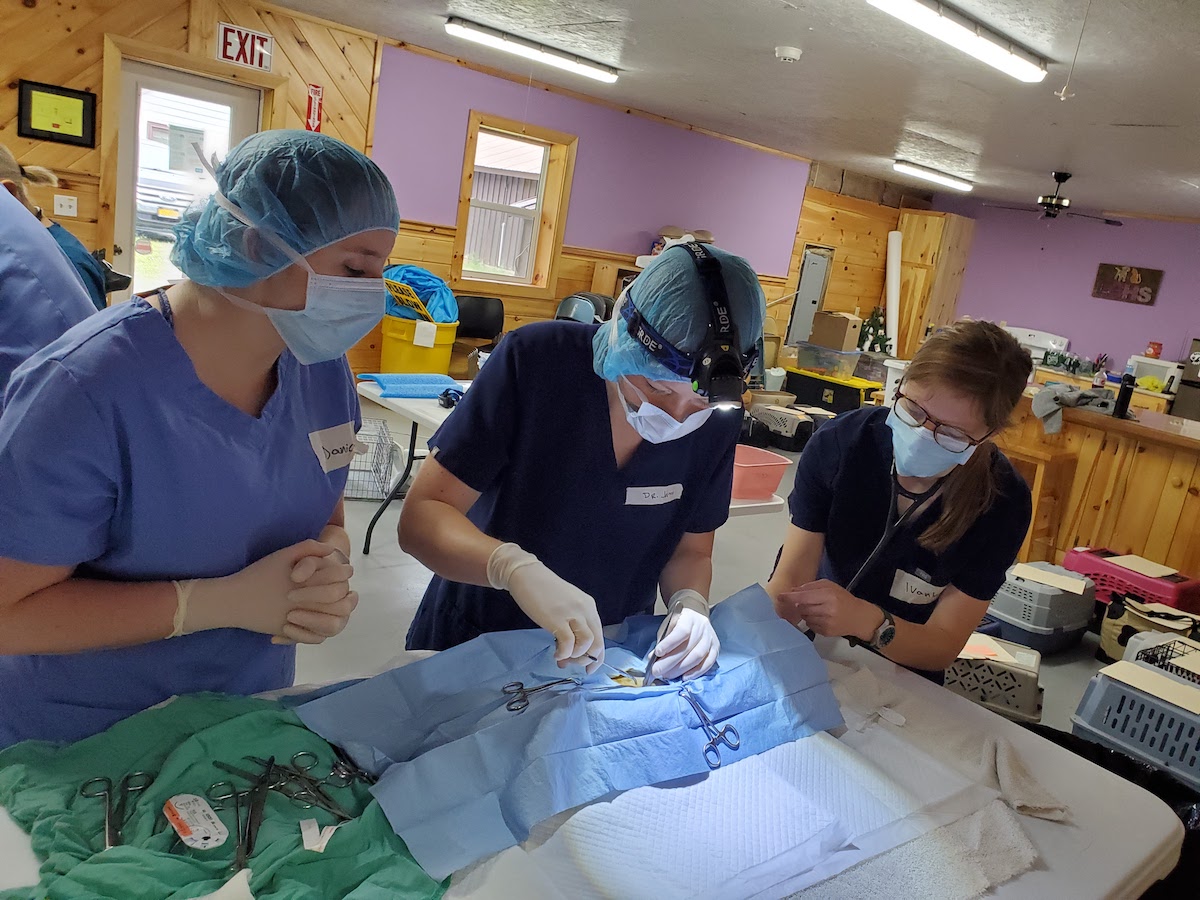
[649,589,719,681]
[488,543,604,673]
[172,540,357,645]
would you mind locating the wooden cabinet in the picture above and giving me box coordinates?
[590,261,641,298]
[1031,368,1172,414]
[894,210,975,358]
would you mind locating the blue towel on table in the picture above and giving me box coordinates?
[357,373,460,398]
[297,585,844,880]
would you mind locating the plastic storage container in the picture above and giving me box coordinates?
[944,636,1043,724]
[731,445,791,500]
[1071,661,1200,792]
[853,352,891,386]
[794,341,862,381]
[882,359,909,406]
[986,562,1097,654]
[747,390,797,409]
[1063,547,1200,612]
[381,316,459,374]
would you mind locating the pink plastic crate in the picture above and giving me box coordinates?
[1062,547,1200,613]
[732,445,790,500]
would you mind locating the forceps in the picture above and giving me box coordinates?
[79,771,155,849]
[502,676,582,712]
[681,687,741,769]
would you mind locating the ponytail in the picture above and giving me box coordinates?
[0,144,57,211]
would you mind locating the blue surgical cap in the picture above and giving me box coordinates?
[172,130,400,288]
[593,243,766,383]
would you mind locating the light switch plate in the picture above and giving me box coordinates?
[53,194,78,217]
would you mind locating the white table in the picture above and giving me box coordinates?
[356,381,785,552]
[0,641,1184,896]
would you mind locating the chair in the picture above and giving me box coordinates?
[555,295,598,324]
[450,295,504,379]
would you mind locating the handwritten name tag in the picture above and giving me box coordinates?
[308,421,366,474]
[625,484,684,506]
[890,569,946,606]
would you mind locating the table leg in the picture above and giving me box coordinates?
[363,422,419,555]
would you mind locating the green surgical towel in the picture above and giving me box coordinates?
[0,693,445,900]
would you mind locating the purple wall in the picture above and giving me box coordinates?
[372,48,809,276]
[936,196,1200,367]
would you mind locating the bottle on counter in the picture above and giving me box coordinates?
[1113,374,1136,419]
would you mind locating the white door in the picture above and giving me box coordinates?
[785,247,834,345]
[114,61,261,299]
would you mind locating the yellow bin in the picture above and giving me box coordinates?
[380,316,459,374]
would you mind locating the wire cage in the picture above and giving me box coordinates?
[344,418,397,501]
[1138,640,1200,687]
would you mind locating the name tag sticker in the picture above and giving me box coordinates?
[625,484,684,506]
[890,569,945,605]
[309,421,366,474]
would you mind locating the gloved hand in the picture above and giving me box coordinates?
[172,539,357,644]
[488,542,604,674]
[649,589,719,681]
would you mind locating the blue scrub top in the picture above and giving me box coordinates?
[47,221,107,311]
[787,407,1031,674]
[406,322,740,651]
[0,295,361,746]
[0,190,94,396]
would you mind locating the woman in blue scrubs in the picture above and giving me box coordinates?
[0,187,95,394]
[767,321,1033,680]
[0,131,399,746]
[400,242,765,680]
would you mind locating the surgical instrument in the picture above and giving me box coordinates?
[205,781,249,871]
[586,654,646,684]
[331,743,377,786]
[502,676,582,712]
[79,771,154,850]
[242,756,273,858]
[244,755,355,821]
[680,687,741,769]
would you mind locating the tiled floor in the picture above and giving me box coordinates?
[298,427,1105,732]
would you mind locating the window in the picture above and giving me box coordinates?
[452,112,577,297]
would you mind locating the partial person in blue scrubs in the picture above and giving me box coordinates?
[0,131,400,747]
[767,321,1034,681]
[0,147,107,311]
[0,188,94,396]
[400,242,766,681]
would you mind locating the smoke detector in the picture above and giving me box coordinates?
[775,46,803,62]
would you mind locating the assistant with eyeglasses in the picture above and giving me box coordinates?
[766,320,1033,682]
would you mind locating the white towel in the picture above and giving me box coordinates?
[792,798,1038,900]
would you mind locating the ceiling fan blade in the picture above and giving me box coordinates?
[1065,212,1123,226]
[982,203,1041,213]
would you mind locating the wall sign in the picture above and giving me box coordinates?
[305,84,323,132]
[217,22,274,71]
[1092,264,1163,306]
[17,80,97,148]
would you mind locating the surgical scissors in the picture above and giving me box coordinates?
[205,781,250,871]
[680,688,741,769]
[79,771,154,849]
[502,676,582,712]
[244,755,355,821]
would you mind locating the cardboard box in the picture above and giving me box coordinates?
[809,311,862,352]
[777,344,799,368]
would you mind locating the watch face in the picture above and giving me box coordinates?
[877,624,897,647]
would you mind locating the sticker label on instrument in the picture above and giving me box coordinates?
[308,421,367,473]
[625,484,684,506]
[164,794,228,849]
[889,569,945,605]
[300,818,343,852]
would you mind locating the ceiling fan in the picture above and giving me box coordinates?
[984,172,1123,226]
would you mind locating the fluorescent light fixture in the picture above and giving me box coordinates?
[445,17,619,83]
[893,160,973,192]
[866,0,1047,83]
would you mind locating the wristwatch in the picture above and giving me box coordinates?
[870,609,897,650]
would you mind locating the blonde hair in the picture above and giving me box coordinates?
[0,144,57,212]
[901,320,1032,553]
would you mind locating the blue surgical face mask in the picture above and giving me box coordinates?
[886,407,976,478]
[198,153,386,365]
[619,377,712,444]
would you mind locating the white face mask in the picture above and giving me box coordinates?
[618,377,713,444]
[197,149,386,365]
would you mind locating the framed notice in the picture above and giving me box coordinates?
[17,80,97,148]
[1092,263,1163,306]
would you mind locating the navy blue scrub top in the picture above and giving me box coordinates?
[406,321,740,651]
[787,407,1031,675]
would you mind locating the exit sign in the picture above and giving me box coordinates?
[217,22,274,72]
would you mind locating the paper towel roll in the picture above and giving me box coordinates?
[886,230,902,354]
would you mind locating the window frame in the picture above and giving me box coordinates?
[450,111,578,299]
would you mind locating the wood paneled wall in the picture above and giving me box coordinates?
[766,187,901,333]
[0,0,377,250]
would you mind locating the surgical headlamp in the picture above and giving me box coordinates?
[620,242,757,408]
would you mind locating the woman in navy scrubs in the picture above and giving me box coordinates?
[767,321,1033,680]
[400,242,765,680]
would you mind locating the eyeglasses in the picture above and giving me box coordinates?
[893,393,984,453]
